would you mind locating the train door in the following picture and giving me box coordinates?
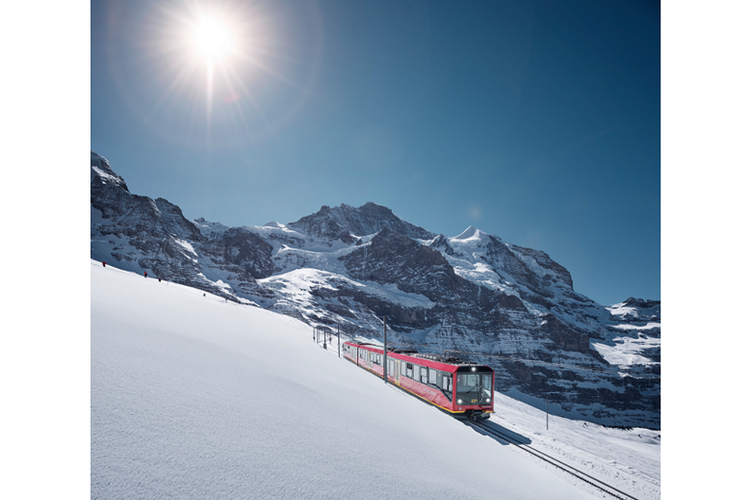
[394,360,400,383]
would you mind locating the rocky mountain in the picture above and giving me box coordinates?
[91,151,660,428]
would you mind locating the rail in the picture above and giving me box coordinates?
[468,420,641,500]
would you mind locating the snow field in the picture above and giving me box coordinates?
[91,261,599,499]
[489,390,660,500]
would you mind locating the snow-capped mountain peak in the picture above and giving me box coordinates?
[91,151,128,190]
[454,225,487,241]
[263,221,286,228]
[288,202,435,242]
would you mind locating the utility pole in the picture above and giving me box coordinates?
[383,316,388,384]
[337,323,340,358]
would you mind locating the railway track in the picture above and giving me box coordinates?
[468,420,640,500]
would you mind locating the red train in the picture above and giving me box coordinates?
[343,341,494,420]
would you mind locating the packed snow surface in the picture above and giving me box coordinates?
[91,261,658,499]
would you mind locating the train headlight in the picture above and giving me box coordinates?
[485,398,491,403]
[458,399,463,404]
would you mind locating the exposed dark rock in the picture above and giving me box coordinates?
[540,313,590,353]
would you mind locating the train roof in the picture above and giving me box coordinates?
[343,341,493,372]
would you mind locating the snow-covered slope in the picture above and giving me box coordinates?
[92,261,658,499]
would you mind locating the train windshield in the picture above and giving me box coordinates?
[456,372,493,405]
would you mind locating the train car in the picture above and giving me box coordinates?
[342,341,494,420]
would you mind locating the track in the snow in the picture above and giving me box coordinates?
[467,419,641,500]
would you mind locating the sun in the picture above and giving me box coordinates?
[191,16,234,61]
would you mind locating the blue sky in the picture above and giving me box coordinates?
[9,4,750,495]
[91,0,660,306]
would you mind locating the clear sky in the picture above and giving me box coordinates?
[91,0,660,306]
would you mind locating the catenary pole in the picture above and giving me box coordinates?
[383,316,388,383]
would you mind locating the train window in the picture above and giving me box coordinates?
[420,367,428,384]
[388,359,394,374]
[456,373,492,404]
[406,363,413,378]
[429,369,437,385]
[482,374,493,401]
[401,362,406,376]
[441,375,453,401]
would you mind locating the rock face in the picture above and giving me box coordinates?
[91,151,661,428]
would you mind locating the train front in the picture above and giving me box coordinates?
[454,366,494,420]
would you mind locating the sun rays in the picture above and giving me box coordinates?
[179,4,249,129]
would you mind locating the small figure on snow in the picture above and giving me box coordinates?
[102,261,106,267]
[144,271,148,278]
